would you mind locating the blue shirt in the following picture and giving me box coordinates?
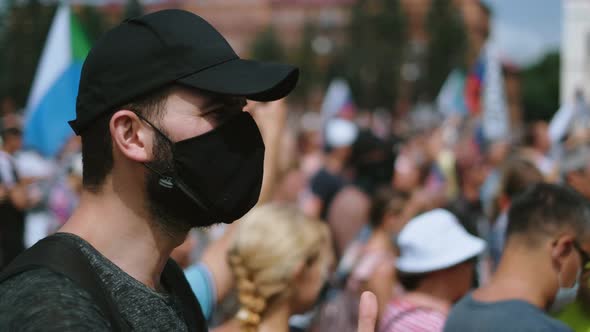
[184,263,216,321]
[444,294,573,332]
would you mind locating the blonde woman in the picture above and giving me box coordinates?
[214,203,333,332]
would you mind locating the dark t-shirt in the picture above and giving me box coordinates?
[0,151,25,268]
[310,168,346,220]
[444,294,573,332]
[0,233,200,331]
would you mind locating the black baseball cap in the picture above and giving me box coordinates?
[69,9,299,135]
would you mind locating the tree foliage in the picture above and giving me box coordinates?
[0,1,108,108]
[522,52,560,122]
[250,25,285,63]
[0,1,56,106]
[291,21,322,105]
[124,0,143,20]
[422,0,466,101]
[342,0,405,110]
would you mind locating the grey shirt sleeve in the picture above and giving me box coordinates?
[0,268,112,332]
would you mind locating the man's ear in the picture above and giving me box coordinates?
[552,234,575,267]
[110,110,153,163]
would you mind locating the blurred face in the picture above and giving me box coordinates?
[383,211,409,236]
[333,145,353,163]
[448,260,476,302]
[487,141,509,166]
[393,152,421,192]
[534,122,551,153]
[292,245,333,314]
[3,133,22,154]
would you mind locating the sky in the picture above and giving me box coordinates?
[484,0,561,67]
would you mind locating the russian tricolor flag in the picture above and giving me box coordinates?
[23,5,90,157]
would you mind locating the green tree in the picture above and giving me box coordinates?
[342,0,405,110]
[291,21,320,105]
[522,52,560,122]
[77,5,107,44]
[422,0,466,101]
[0,1,56,107]
[124,0,143,20]
[250,25,285,63]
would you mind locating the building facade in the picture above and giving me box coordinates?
[561,0,590,103]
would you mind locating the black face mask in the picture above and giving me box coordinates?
[141,111,265,226]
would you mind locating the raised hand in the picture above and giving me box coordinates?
[358,291,378,332]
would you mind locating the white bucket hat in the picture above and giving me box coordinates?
[396,209,485,274]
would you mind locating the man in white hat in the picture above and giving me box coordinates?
[379,209,485,332]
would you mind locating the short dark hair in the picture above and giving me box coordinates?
[397,271,424,291]
[369,187,409,228]
[81,85,173,192]
[506,183,590,246]
[500,158,543,199]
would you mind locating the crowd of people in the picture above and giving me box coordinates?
[0,6,589,332]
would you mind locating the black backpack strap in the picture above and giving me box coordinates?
[161,259,208,332]
[0,235,131,332]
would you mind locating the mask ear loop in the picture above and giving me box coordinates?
[132,111,212,212]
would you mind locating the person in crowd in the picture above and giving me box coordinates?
[479,138,510,219]
[554,145,590,331]
[213,203,332,332]
[555,261,590,332]
[323,130,396,259]
[303,117,359,220]
[313,188,412,332]
[521,120,559,182]
[562,145,590,201]
[0,9,300,330]
[14,148,58,248]
[444,183,590,332]
[49,153,84,227]
[379,209,485,332]
[0,127,30,267]
[0,10,380,332]
[488,158,543,268]
[447,145,488,236]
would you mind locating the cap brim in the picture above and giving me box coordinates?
[177,58,299,102]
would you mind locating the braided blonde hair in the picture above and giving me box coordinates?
[228,203,330,332]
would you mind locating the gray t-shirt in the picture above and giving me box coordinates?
[0,232,192,331]
[444,294,573,332]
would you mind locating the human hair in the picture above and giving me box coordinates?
[397,271,424,291]
[227,203,331,332]
[369,186,409,229]
[80,85,173,192]
[500,158,543,200]
[506,183,590,247]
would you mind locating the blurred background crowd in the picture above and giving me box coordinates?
[1,0,590,331]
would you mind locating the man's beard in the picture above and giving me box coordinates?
[144,133,215,235]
